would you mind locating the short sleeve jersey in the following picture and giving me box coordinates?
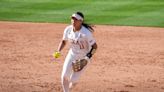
[62,25,96,57]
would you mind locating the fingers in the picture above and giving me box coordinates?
[53,51,61,58]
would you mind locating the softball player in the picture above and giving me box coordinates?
[54,12,97,92]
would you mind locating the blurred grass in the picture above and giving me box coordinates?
[0,0,164,27]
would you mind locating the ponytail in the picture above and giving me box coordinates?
[76,12,94,32]
[82,23,94,32]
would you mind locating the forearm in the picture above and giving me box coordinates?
[57,40,66,52]
[86,43,98,59]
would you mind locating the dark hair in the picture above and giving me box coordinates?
[76,12,94,32]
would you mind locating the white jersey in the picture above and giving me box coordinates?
[62,25,96,59]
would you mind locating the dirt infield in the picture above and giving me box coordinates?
[0,21,164,92]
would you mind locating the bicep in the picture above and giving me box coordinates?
[87,33,96,46]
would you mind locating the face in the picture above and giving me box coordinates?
[71,17,82,28]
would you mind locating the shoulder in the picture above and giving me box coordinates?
[64,25,73,33]
[81,26,92,36]
[64,25,73,31]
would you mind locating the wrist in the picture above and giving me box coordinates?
[85,56,90,61]
[86,53,92,59]
[86,47,97,59]
[85,56,89,59]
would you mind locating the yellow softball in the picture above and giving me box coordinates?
[53,51,61,58]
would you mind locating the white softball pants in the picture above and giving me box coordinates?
[61,50,88,92]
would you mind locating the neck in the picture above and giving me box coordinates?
[73,25,82,32]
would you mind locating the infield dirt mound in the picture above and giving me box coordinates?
[0,21,164,92]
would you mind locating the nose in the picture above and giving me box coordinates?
[71,19,75,24]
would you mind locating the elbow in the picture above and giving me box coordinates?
[61,40,66,45]
[93,43,98,49]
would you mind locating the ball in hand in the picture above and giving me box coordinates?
[53,52,60,58]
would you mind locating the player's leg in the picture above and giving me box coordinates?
[69,72,81,89]
[69,63,89,88]
[61,52,73,92]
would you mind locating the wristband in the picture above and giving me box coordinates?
[86,47,96,59]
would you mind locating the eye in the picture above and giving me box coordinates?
[71,17,78,21]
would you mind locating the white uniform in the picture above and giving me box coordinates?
[61,25,96,85]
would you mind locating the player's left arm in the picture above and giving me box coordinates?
[86,42,97,59]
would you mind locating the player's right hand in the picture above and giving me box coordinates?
[53,51,61,58]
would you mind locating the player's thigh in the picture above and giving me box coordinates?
[61,53,73,80]
[70,63,89,83]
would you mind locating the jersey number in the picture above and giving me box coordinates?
[77,41,85,49]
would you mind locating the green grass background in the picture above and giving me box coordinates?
[0,0,164,27]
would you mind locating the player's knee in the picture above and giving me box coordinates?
[61,74,69,83]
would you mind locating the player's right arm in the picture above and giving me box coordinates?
[53,40,66,58]
[57,40,67,52]
[53,40,66,59]
[53,26,69,58]
[57,26,70,52]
